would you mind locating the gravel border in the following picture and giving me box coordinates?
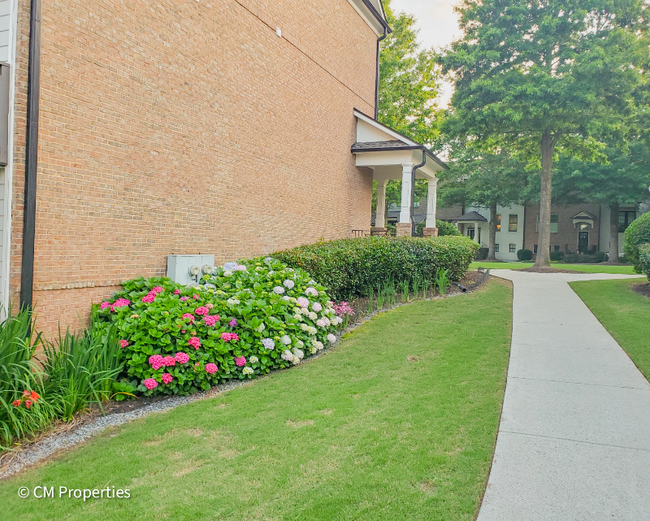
[0,274,492,480]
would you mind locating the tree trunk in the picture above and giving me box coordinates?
[487,201,498,261]
[607,202,620,264]
[535,131,554,267]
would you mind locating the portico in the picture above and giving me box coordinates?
[351,110,448,237]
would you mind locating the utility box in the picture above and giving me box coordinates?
[167,254,215,286]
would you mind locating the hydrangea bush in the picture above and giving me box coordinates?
[95,258,343,396]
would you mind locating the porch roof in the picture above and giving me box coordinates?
[452,211,488,223]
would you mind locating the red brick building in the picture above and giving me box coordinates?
[0,0,422,332]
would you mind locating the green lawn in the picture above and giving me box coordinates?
[0,281,512,521]
[571,278,650,381]
[470,261,637,274]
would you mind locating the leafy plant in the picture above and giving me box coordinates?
[638,244,650,282]
[399,280,410,302]
[624,213,650,273]
[517,249,533,261]
[435,269,451,296]
[422,279,431,299]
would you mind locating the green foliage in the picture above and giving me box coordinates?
[274,236,478,301]
[436,219,462,236]
[96,258,340,396]
[550,251,565,262]
[517,249,533,261]
[378,1,441,147]
[41,323,122,421]
[435,269,451,296]
[624,212,650,272]
[563,252,606,264]
[638,244,650,281]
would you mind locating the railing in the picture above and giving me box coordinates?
[351,229,389,238]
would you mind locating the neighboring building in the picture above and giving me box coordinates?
[445,202,648,261]
[0,0,441,333]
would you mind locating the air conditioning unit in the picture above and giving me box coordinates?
[167,254,215,286]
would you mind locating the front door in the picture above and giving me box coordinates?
[578,232,589,253]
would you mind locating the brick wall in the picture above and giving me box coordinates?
[11,0,378,333]
[524,204,602,254]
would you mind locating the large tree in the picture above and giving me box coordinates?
[440,0,649,266]
[440,146,528,260]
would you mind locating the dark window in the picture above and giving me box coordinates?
[553,245,560,252]
[534,244,538,254]
[495,244,500,252]
[619,211,636,233]
[551,214,559,233]
[509,243,516,253]
[509,215,518,232]
[496,214,502,232]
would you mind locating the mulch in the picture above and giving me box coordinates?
[632,282,650,300]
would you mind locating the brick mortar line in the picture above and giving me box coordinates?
[234,0,375,108]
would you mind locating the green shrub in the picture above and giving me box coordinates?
[517,249,533,261]
[95,258,341,396]
[639,244,650,281]
[624,212,650,272]
[274,236,478,301]
[475,247,489,260]
[550,251,564,261]
[415,219,461,237]
[563,252,606,264]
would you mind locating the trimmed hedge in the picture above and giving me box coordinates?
[563,252,606,264]
[550,251,564,261]
[639,244,650,281]
[274,236,478,301]
[624,212,650,273]
[517,249,533,261]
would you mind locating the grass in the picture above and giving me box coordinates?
[571,278,650,381]
[0,281,513,521]
[470,261,637,274]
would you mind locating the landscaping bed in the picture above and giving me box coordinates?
[0,280,513,520]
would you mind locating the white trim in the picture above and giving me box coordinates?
[345,0,384,36]
[354,109,419,146]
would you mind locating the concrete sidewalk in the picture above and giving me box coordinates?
[478,270,650,521]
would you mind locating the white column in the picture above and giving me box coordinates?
[399,163,412,224]
[425,177,438,228]
[375,180,387,228]
[474,222,480,243]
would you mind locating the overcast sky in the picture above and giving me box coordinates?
[389,0,463,105]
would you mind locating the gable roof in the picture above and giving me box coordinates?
[452,211,488,222]
[352,109,449,170]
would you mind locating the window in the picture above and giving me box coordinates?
[509,243,516,253]
[619,211,636,233]
[496,214,502,232]
[495,244,500,252]
[534,245,538,254]
[553,245,560,252]
[551,214,559,233]
[508,214,518,232]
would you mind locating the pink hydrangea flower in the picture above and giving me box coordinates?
[111,298,131,310]
[234,356,246,367]
[142,293,155,303]
[152,286,164,294]
[182,313,195,322]
[204,315,220,327]
[175,352,190,364]
[229,318,238,327]
[180,296,188,302]
[188,337,201,349]
[193,295,200,300]
[161,373,173,385]
[206,303,214,309]
[297,297,309,308]
[195,306,209,316]
[163,356,176,367]
[221,332,239,342]
[205,363,218,374]
[100,301,111,310]
[143,378,158,390]
[119,339,129,348]
[149,354,165,370]
[174,289,181,295]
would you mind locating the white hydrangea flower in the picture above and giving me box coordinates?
[309,280,316,285]
[305,287,319,297]
[316,318,327,328]
[242,367,254,375]
[227,297,240,305]
[282,296,291,301]
[256,322,266,333]
[286,268,294,273]
[300,324,310,332]
[293,313,302,321]
[295,340,304,348]
[283,279,295,289]
[223,270,233,277]
[273,286,285,294]
[249,356,259,363]
[261,338,275,350]
[301,307,311,316]
[292,348,305,360]
[314,340,324,351]
[308,326,317,335]
[327,334,337,344]
[281,335,292,345]
[309,346,317,355]
[292,355,301,365]
[281,349,293,361]
[223,262,238,270]
[312,302,323,312]
[308,312,318,321]
[234,265,247,272]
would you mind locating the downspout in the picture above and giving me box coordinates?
[374,27,387,119]
[410,148,427,236]
[20,0,42,310]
